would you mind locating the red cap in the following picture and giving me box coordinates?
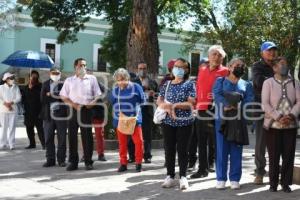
[167,59,176,70]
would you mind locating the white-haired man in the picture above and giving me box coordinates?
[192,45,229,179]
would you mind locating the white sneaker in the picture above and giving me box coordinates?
[161,176,177,188]
[179,176,189,190]
[216,181,226,189]
[230,181,240,190]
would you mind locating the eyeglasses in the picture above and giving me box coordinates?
[7,76,15,80]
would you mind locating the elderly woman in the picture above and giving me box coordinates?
[213,58,254,190]
[157,58,195,190]
[0,72,21,150]
[110,68,145,173]
[262,57,300,193]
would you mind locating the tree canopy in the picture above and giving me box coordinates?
[183,0,300,69]
[19,0,201,74]
[17,0,300,72]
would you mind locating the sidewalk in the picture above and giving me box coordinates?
[0,127,300,200]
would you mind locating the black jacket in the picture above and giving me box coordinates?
[132,76,158,103]
[40,79,67,121]
[22,82,42,125]
[252,59,274,102]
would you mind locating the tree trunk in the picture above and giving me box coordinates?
[126,0,159,77]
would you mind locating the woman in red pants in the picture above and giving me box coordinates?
[110,68,145,173]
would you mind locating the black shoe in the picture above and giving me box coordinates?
[191,170,209,179]
[269,185,278,192]
[136,164,142,172]
[85,164,94,170]
[208,168,215,173]
[58,162,67,167]
[118,165,127,172]
[128,158,135,163]
[43,161,55,167]
[282,185,292,193]
[144,158,151,164]
[98,154,107,162]
[25,145,36,149]
[66,163,78,171]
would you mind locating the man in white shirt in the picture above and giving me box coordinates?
[60,58,101,171]
[0,72,21,150]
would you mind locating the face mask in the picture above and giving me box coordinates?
[172,67,185,78]
[77,67,86,78]
[137,70,146,78]
[7,79,15,86]
[232,66,244,78]
[279,65,289,77]
[50,74,61,82]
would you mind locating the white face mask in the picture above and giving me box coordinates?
[7,79,15,86]
[50,74,61,82]
[77,67,86,78]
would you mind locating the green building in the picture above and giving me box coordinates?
[0,11,210,79]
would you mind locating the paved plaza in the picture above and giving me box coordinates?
[0,126,300,200]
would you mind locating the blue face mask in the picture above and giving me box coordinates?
[172,67,185,78]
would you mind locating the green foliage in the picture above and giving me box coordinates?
[24,0,208,72]
[28,0,92,43]
[96,1,131,72]
[100,19,129,72]
[183,0,300,68]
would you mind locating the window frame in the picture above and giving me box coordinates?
[40,38,61,65]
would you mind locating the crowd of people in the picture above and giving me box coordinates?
[0,41,299,193]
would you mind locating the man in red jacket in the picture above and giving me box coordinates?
[191,45,229,179]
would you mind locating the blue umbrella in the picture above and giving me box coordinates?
[2,50,54,69]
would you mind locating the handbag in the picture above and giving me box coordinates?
[117,88,137,135]
[153,81,171,124]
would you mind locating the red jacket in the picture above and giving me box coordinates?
[196,65,228,110]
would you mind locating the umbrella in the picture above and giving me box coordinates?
[2,50,54,69]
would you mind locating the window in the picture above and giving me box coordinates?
[40,38,61,66]
[190,50,201,76]
[45,43,55,61]
[93,44,107,72]
[97,48,107,72]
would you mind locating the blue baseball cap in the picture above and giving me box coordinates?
[260,41,277,52]
[199,57,208,65]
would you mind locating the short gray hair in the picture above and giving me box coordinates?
[113,68,130,81]
[208,45,226,58]
[227,57,245,67]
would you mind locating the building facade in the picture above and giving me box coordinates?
[0,11,210,79]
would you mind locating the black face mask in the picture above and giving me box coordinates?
[279,65,289,77]
[232,66,244,78]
